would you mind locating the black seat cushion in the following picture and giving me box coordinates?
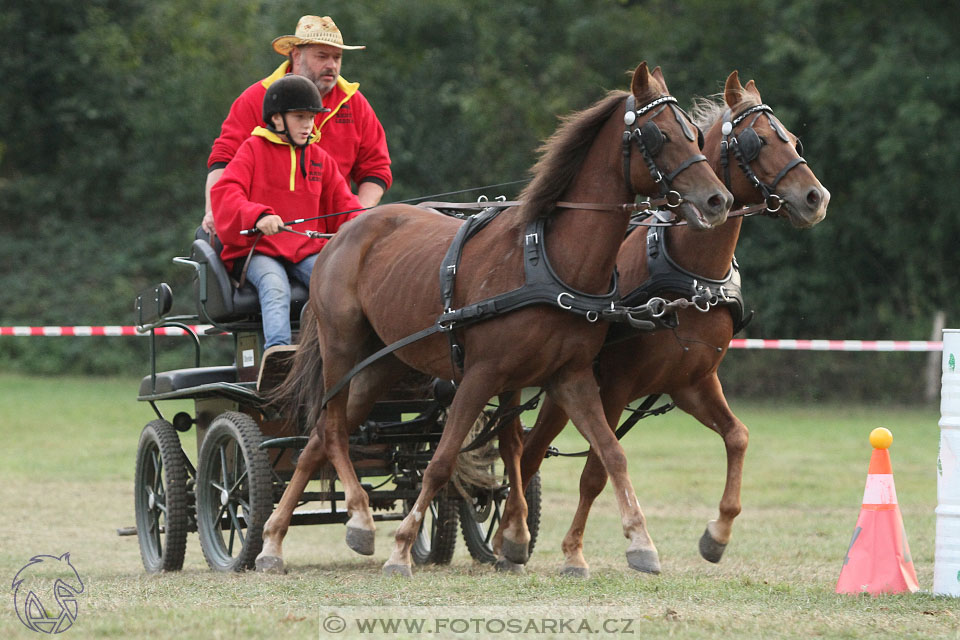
[190,229,308,325]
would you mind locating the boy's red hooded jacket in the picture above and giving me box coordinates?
[211,127,362,270]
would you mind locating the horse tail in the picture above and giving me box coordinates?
[267,304,325,435]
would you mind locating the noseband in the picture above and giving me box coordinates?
[720,104,807,212]
[623,95,708,207]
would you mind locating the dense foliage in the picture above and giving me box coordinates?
[1,1,956,400]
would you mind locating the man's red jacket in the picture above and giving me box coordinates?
[208,61,392,191]
[211,127,362,270]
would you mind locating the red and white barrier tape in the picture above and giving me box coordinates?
[0,327,945,351]
[0,326,213,337]
[728,339,941,352]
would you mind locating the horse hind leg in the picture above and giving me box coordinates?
[257,432,327,573]
[673,378,749,563]
[491,394,530,573]
[384,372,497,577]
[558,449,607,578]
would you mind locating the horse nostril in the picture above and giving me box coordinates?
[806,187,822,208]
[707,192,727,213]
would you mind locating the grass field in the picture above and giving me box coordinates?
[0,373,957,639]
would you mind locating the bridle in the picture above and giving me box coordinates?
[622,95,708,208]
[720,103,806,213]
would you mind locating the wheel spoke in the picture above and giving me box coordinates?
[484,500,502,545]
[218,443,229,489]
[228,468,249,496]
[150,449,162,494]
[227,503,245,550]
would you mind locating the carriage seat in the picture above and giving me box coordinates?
[138,365,237,397]
[190,228,309,326]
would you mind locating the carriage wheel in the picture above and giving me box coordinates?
[459,469,541,564]
[135,419,189,573]
[407,494,459,565]
[195,412,272,571]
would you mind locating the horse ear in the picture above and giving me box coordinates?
[631,62,651,96]
[650,65,669,93]
[723,70,744,108]
[743,78,762,100]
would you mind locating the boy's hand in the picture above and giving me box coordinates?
[255,214,285,235]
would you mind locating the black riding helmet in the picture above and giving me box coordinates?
[262,74,327,125]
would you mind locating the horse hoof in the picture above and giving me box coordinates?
[494,557,526,574]
[346,526,375,556]
[501,538,529,565]
[626,548,661,575]
[382,564,413,578]
[255,555,285,574]
[559,566,590,579]
[698,527,727,563]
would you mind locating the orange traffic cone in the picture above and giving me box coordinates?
[836,427,919,595]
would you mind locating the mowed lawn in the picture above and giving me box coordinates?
[0,373,957,639]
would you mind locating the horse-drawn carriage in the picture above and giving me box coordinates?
[131,228,542,573]
[129,65,827,577]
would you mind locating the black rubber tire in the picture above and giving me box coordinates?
[135,419,189,573]
[459,469,542,564]
[195,411,272,571]
[408,494,459,565]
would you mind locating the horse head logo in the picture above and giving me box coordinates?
[11,553,84,634]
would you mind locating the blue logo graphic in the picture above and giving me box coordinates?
[11,553,84,634]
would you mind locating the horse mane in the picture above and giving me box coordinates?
[690,90,761,131]
[518,90,629,223]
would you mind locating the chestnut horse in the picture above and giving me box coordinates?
[514,71,830,577]
[256,63,733,576]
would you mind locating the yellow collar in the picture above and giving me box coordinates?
[252,126,319,146]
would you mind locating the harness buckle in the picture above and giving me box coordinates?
[557,292,574,310]
[447,264,457,275]
[525,232,539,245]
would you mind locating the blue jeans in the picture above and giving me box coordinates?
[244,253,318,349]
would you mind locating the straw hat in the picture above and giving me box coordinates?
[272,15,365,54]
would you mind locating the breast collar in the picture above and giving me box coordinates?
[620,223,751,334]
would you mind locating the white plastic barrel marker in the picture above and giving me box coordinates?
[935,328,960,596]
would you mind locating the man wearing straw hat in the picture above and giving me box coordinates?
[203,15,391,234]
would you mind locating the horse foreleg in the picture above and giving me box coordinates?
[548,368,660,575]
[257,432,326,573]
[384,374,494,577]
[492,392,530,572]
[672,375,749,563]
[321,395,378,556]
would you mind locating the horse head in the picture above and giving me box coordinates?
[710,71,830,228]
[628,62,732,230]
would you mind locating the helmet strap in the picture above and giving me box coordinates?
[278,113,309,180]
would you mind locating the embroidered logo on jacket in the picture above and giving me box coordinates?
[335,103,353,124]
[308,160,323,182]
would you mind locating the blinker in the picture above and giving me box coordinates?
[639,120,664,156]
